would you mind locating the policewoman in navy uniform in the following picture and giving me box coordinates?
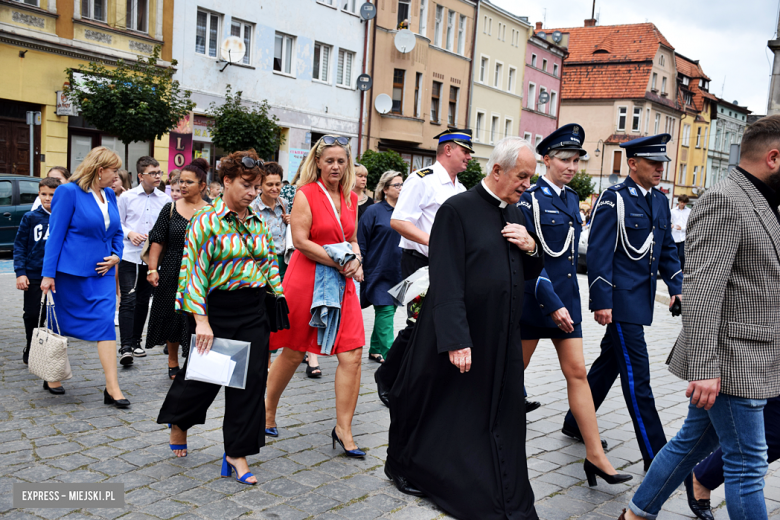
[562,134,683,472]
[518,125,631,487]
[374,128,470,411]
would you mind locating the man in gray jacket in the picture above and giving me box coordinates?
[619,115,780,520]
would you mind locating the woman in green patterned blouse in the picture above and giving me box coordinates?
[157,149,283,486]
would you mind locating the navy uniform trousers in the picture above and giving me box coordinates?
[563,322,667,465]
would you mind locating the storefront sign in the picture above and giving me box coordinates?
[55,91,78,116]
[288,148,308,180]
[193,114,214,142]
[169,132,193,169]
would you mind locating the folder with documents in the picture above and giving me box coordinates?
[183,336,251,389]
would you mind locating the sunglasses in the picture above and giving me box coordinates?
[321,135,350,146]
[240,156,264,169]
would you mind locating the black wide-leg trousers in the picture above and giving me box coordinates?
[157,288,269,457]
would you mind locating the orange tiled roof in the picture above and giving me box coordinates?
[561,62,653,100]
[544,23,674,64]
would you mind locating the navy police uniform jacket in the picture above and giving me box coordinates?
[518,181,583,328]
[587,176,682,325]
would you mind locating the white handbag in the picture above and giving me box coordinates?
[28,293,73,382]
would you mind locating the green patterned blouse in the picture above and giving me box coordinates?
[176,196,283,316]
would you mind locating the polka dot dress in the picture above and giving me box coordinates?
[145,202,192,356]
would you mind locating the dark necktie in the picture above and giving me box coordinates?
[645,192,653,217]
[560,189,566,204]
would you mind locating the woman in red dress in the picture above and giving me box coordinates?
[266,136,366,456]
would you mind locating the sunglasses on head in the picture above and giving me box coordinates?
[240,156,264,169]
[321,135,350,146]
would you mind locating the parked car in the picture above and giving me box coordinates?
[577,225,589,273]
[0,175,40,251]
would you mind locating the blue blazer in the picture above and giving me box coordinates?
[42,182,124,278]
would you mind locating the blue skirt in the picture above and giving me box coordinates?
[51,272,116,342]
[520,322,583,340]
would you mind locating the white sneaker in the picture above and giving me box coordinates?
[133,346,147,357]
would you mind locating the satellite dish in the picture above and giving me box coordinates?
[357,73,373,92]
[220,36,246,64]
[537,31,546,39]
[375,94,393,114]
[581,153,590,161]
[552,31,563,43]
[608,173,619,185]
[394,29,416,53]
[538,91,550,105]
[360,1,377,20]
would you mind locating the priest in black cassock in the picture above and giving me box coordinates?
[385,137,544,520]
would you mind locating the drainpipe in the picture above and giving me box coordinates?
[357,10,370,157]
[366,7,378,153]
[465,1,479,130]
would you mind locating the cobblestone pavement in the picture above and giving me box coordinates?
[1,265,779,520]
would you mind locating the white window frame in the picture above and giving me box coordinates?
[531,54,537,68]
[651,72,657,91]
[479,55,489,84]
[414,72,423,118]
[535,134,544,152]
[523,132,532,142]
[15,0,40,6]
[336,48,355,88]
[317,0,335,6]
[490,114,500,145]
[682,124,691,147]
[549,90,558,117]
[494,60,503,89]
[82,0,107,21]
[457,14,466,55]
[488,17,492,35]
[418,0,427,36]
[447,86,460,126]
[196,10,221,58]
[695,126,702,148]
[342,0,359,14]
[230,19,254,65]
[692,165,698,186]
[446,9,455,51]
[504,117,513,140]
[654,113,660,134]
[274,32,296,76]
[617,106,627,131]
[527,82,536,111]
[312,42,332,83]
[483,15,488,34]
[507,67,517,93]
[645,107,650,133]
[553,63,559,77]
[538,87,547,114]
[434,6,444,47]
[632,106,641,132]
[661,76,667,94]
[542,58,548,72]
[126,0,149,33]
[475,111,486,142]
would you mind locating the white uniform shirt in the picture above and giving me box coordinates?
[670,206,691,244]
[391,160,466,257]
[118,184,171,264]
[540,175,563,196]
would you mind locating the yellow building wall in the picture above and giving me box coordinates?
[675,110,711,199]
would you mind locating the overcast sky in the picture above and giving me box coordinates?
[491,0,776,115]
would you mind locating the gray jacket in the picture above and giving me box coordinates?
[666,169,780,399]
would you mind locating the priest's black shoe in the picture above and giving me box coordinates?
[375,370,391,408]
[583,459,633,486]
[561,424,608,450]
[43,381,65,395]
[684,474,714,520]
[525,399,541,413]
[643,459,652,472]
[384,465,425,497]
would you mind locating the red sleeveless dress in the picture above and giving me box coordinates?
[270,183,365,354]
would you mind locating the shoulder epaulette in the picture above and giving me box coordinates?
[527,184,540,192]
[608,183,624,191]
[416,168,434,178]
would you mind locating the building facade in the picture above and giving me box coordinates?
[363,0,477,171]
[0,0,173,177]
[519,23,565,174]
[544,21,684,195]
[172,0,366,178]
[706,99,750,188]
[672,54,715,201]
[469,0,531,169]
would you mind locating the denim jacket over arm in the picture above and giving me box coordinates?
[310,242,356,355]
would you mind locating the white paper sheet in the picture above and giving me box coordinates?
[186,349,236,386]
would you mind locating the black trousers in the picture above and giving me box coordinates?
[675,241,685,271]
[157,288,270,457]
[118,259,153,349]
[23,279,45,349]
[375,249,429,393]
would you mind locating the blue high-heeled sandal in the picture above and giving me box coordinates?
[331,428,365,458]
[265,427,279,437]
[168,424,187,456]
[221,453,257,485]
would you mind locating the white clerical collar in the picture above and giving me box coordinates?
[541,175,563,196]
[481,180,507,208]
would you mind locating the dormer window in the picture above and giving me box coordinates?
[684,92,693,106]
[593,48,609,54]
[681,76,689,86]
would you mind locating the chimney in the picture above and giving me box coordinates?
[584,18,597,27]
[536,22,543,31]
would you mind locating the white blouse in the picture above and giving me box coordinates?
[91,189,110,231]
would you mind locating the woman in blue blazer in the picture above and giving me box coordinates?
[41,146,131,408]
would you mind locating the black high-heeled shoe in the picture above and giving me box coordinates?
[583,459,633,487]
[104,389,131,409]
[43,381,65,395]
[331,428,365,458]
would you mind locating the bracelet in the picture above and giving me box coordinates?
[147,269,158,274]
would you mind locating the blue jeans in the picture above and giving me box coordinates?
[629,393,768,520]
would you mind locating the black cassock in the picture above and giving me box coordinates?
[387,183,544,520]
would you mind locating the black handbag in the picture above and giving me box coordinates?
[266,291,290,333]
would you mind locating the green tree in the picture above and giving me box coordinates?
[208,86,284,159]
[569,170,596,201]
[457,159,485,190]
[65,47,194,170]
[358,149,409,192]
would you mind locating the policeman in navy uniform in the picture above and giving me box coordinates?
[374,128,471,414]
[561,134,683,472]
[518,125,632,486]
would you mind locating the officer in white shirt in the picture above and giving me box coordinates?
[117,157,171,365]
[375,129,473,406]
[670,194,691,270]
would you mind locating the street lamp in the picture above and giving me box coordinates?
[594,139,605,193]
